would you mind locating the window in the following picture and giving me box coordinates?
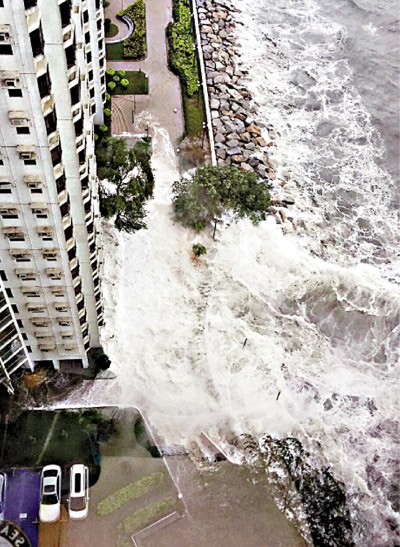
[24,0,38,8]
[11,304,18,314]
[85,32,90,45]
[78,149,86,165]
[56,174,66,194]
[86,52,92,64]
[8,89,22,97]
[64,224,73,241]
[88,70,93,82]
[81,176,88,189]
[37,70,51,99]
[68,245,76,261]
[26,345,32,353]
[74,283,82,296]
[70,83,80,105]
[51,144,62,167]
[60,0,72,28]
[22,333,28,341]
[0,1,4,7]
[16,127,30,134]
[77,299,85,311]
[0,44,12,55]
[0,208,18,219]
[74,118,83,137]
[83,10,89,24]
[44,110,57,135]
[65,44,76,69]
[0,271,7,281]
[5,288,13,298]
[29,25,44,58]
[17,319,23,328]
[60,199,70,218]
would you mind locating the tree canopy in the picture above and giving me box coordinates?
[98,138,154,233]
[172,165,272,231]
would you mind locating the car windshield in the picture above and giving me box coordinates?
[70,496,86,512]
[41,493,58,505]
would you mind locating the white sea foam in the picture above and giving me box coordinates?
[88,122,400,545]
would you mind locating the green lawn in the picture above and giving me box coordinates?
[183,91,206,137]
[106,41,124,61]
[106,22,119,38]
[113,71,149,95]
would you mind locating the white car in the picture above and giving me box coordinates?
[39,465,62,523]
[68,464,89,520]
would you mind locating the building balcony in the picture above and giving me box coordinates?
[62,214,72,231]
[41,94,55,117]
[66,237,75,252]
[63,25,74,48]
[69,257,78,272]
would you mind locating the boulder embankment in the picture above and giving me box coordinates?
[196,0,275,181]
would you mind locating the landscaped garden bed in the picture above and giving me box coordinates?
[167,0,205,137]
[117,0,147,60]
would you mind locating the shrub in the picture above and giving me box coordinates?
[108,81,116,91]
[94,134,99,141]
[106,68,116,76]
[117,69,126,77]
[99,125,108,133]
[116,9,123,16]
[193,243,206,257]
[120,78,129,88]
[113,75,121,82]
[120,0,147,59]
[103,108,112,117]
[106,93,111,101]
[167,0,199,96]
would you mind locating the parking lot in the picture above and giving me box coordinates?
[0,407,183,547]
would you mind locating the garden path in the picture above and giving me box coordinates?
[105,0,133,42]
[106,0,184,144]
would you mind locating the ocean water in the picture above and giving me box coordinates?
[77,0,399,545]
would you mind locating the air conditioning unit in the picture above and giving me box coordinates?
[58,318,71,327]
[31,319,50,328]
[10,249,31,262]
[64,344,78,351]
[9,111,29,126]
[0,70,20,88]
[51,288,65,297]
[0,26,11,43]
[0,207,17,216]
[55,304,68,313]
[24,175,41,188]
[27,304,45,313]
[18,145,35,160]
[3,227,24,240]
[46,268,62,280]
[39,343,56,352]
[16,269,36,281]
[61,332,74,340]
[42,249,57,260]
[22,287,41,298]
[38,226,53,239]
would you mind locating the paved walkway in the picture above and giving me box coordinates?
[106,0,184,144]
[105,0,132,42]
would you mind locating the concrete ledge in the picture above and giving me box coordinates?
[106,15,134,45]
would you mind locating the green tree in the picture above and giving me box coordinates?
[172,165,272,231]
[98,138,154,233]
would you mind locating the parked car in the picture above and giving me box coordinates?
[39,465,61,523]
[0,472,6,519]
[68,464,89,520]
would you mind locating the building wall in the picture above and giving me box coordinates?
[0,0,105,373]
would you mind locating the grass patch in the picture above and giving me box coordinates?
[96,473,164,516]
[106,22,119,38]
[118,497,177,534]
[106,41,124,60]
[117,0,147,60]
[183,91,205,138]
[113,71,149,95]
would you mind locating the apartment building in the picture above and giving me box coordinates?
[0,0,106,385]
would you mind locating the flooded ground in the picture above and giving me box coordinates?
[0,405,306,546]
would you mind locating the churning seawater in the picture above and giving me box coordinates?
[69,1,400,545]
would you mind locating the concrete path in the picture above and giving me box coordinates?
[106,0,184,144]
[105,0,132,42]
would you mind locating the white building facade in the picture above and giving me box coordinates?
[0,0,106,380]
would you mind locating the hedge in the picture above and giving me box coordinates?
[118,0,147,60]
